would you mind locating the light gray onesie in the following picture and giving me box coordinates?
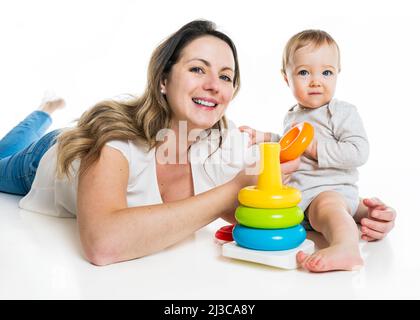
[279,98,369,224]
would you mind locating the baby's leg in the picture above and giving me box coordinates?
[297,191,363,272]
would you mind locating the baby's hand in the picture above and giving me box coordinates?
[281,157,301,184]
[360,198,396,241]
[239,126,272,146]
[304,137,318,160]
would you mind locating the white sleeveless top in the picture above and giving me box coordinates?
[18,121,258,218]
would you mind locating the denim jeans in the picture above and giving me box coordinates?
[0,111,60,195]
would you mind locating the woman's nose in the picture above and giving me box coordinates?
[203,74,220,92]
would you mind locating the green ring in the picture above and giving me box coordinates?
[235,205,304,229]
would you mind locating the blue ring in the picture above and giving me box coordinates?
[233,224,306,251]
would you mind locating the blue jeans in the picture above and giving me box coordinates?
[0,111,60,195]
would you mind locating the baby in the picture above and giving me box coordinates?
[240,30,396,272]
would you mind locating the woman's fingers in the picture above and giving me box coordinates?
[238,126,255,146]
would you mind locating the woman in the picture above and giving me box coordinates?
[0,20,299,266]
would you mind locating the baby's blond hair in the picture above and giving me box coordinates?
[281,29,341,76]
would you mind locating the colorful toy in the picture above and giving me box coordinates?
[235,205,304,229]
[216,123,316,269]
[279,121,314,163]
[233,224,307,251]
[232,142,306,251]
[215,224,234,242]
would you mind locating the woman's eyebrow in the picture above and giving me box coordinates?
[186,58,233,72]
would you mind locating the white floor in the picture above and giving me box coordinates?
[0,191,418,300]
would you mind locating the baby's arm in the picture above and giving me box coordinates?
[317,104,369,169]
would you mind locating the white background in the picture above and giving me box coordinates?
[1,0,420,298]
[1,0,419,206]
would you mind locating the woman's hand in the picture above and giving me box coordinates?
[239,125,273,146]
[234,156,300,187]
[238,125,301,185]
[357,198,397,241]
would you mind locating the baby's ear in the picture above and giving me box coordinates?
[281,70,289,86]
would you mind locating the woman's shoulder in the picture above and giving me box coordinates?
[106,139,153,161]
[105,139,155,178]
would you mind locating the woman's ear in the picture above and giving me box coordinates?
[160,79,167,95]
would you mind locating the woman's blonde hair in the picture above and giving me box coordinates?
[281,29,341,76]
[56,20,241,178]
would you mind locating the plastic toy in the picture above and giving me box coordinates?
[279,121,314,163]
[235,205,304,229]
[233,224,307,251]
[217,140,315,269]
[238,183,301,208]
[215,224,234,242]
[233,143,305,250]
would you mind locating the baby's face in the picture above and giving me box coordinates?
[285,42,339,109]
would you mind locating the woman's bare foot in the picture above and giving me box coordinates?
[39,96,66,115]
[296,243,363,272]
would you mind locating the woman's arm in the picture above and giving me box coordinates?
[77,146,254,266]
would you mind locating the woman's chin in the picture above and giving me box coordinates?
[190,116,221,131]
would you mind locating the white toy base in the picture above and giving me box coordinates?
[222,239,315,270]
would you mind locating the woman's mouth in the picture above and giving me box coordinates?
[192,97,218,109]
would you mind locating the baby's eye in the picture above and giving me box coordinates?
[220,74,232,82]
[298,70,309,76]
[322,70,333,76]
[190,67,204,74]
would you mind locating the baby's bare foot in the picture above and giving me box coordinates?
[39,96,66,115]
[296,244,363,272]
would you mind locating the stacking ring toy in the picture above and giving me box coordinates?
[235,205,304,229]
[238,186,301,209]
[279,122,314,163]
[233,224,307,251]
[215,224,234,242]
[238,142,301,208]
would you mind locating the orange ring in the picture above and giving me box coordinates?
[279,122,314,163]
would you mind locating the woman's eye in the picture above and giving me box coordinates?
[190,67,204,74]
[298,70,309,76]
[323,70,333,76]
[220,75,232,82]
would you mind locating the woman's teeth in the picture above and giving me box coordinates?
[193,98,217,107]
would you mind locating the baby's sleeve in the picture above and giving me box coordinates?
[317,103,369,169]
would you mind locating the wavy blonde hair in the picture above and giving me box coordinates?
[57,20,241,178]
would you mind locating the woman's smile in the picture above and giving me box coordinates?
[192,97,219,110]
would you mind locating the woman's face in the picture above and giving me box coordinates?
[162,35,236,131]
